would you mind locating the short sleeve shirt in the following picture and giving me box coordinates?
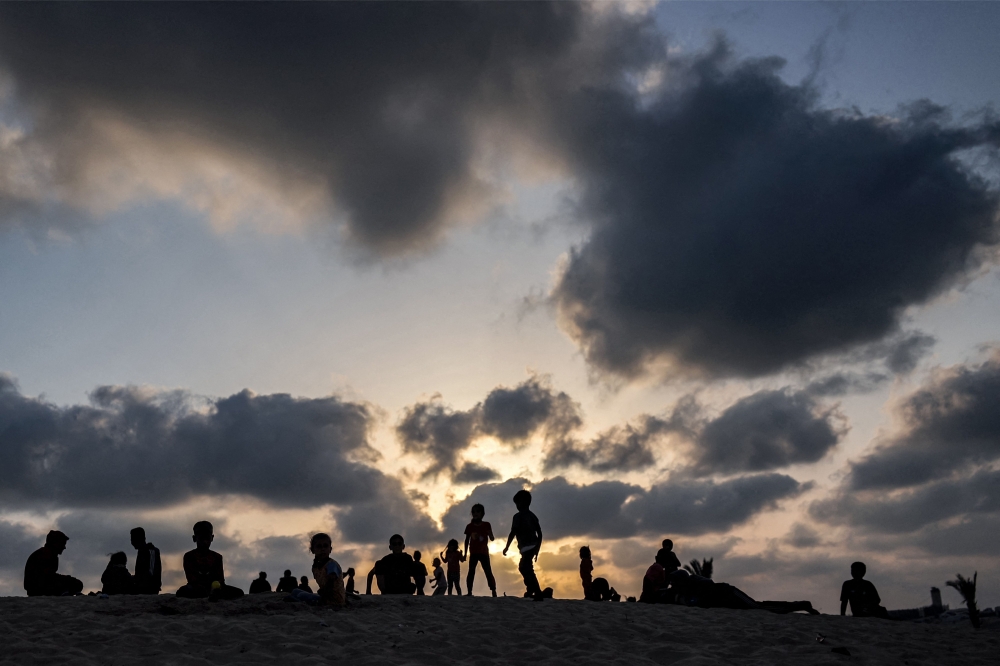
[375,552,416,594]
[841,579,881,615]
[511,510,541,551]
[465,521,494,555]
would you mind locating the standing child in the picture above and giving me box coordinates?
[430,557,447,596]
[441,539,465,595]
[503,489,550,599]
[464,503,497,597]
[579,546,593,599]
[413,551,428,595]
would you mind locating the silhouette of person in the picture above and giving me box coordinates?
[464,503,497,597]
[365,565,377,595]
[503,490,546,599]
[586,577,621,602]
[840,562,889,618]
[249,572,271,594]
[430,557,447,596]
[669,569,819,614]
[130,527,162,595]
[658,539,682,573]
[639,549,671,603]
[101,552,133,595]
[175,521,244,600]
[579,546,594,598]
[298,575,313,593]
[345,567,357,596]
[413,551,428,595]
[275,569,298,594]
[374,534,418,594]
[24,530,84,597]
[287,533,345,607]
[441,539,465,595]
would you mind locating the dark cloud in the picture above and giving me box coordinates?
[846,352,1000,491]
[543,415,671,473]
[551,43,1000,380]
[882,331,937,375]
[688,389,846,476]
[0,374,425,519]
[332,479,441,547]
[479,376,582,444]
[0,3,656,254]
[395,397,479,479]
[0,519,39,571]
[441,473,805,541]
[805,371,888,397]
[452,461,501,484]
[782,522,824,549]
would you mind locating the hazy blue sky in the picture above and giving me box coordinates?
[1,2,998,609]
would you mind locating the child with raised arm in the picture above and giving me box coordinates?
[413,551,428,595]
[176,521,244,600]
[430,557,447,596]
[441,539,465,595]
[464,503,497,597]
[502,489,545,599]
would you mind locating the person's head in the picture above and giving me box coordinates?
[258,571,267,580]
[413,550,422,561]
[580,546,591,560]
[513,489,532,510]
[310,533,333,558]
[347,568,355,577]
[284,569,292,578]
[388,534,405,554]
[446,538,459,552]
[300,575,308,584]
[130,527,146,550]
[661,538,673,552]
[191,521,214,549]
[471,503,485,522]
[109,551,127,567]
[432,557,441,567]
[592,577,610,596]
[851,562,867,580]
[45,530,69,554]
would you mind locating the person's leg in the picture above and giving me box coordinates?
[518,553,541,597]
[176,584,208,599]
[466,555,479,596]
[53,574,83,596]
[218,584,244,600]
[416,577,425,596]
[480,554,497,595]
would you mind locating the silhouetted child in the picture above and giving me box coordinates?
[841,562,888,618]
[586,577,621,602]
[276,569,297,593]
[374,534,418,595]
[503,489,550,599]
[345,568,357,596]
[658,539,682,573]
[579,546,595,598]
[249,571,271,594]
[413,551,428,595]
[464,503,497,597]
[430,557,446,596]
[308,533,346,606]
[441,539,465,595]
[298,575,313,593]
[101,551,133,595]
[130,527,162,595]
[176,521,244,600]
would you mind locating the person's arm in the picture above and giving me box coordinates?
[534,521,543,562]
[503,516,517,555]
[840,582,849,615]
[214,553,226,584]
[366,566,376,595]
[488,524,495,542]
[464,533,471,559]
[840,599,848,615]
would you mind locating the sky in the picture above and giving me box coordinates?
[0,2,999,611]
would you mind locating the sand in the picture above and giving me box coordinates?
[1,594,997,665]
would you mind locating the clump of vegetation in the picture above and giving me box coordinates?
[946,572,980,629]
[683,557,713,579]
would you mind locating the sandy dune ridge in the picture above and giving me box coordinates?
[0,594,997,665]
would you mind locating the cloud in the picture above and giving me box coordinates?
[440,473,806,542]
[845,352,1000,491]
[550,43,1000,380]
[0,3,658,254]
[543,415,672,473]
[478,376,582,444]
[452,462,501,484]
[687,389,847,476]
[0,519,39,571]
[0,374,427,522]
[395,397,479,479]
[782,522,825,549]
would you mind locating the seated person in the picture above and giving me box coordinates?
[275,569,298,593]
[288,533,346,607]
[130,527,162,595]
[841,562,889,618]
[375,534,417,594]
[658,539,682,573]
[101,551,134,595]
[298,575,313,593]
[175,521,244,600]
[585,577,621,602]
[24,530,84,597]
[249,572,271,594]
[345,568,357,596]
[639,550,672,603]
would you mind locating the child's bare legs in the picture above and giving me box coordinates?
[447,572,461,595]
[467,554,496,597]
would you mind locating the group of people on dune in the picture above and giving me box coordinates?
[23,489,889,618]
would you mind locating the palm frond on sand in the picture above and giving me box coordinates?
[946,572,980,629]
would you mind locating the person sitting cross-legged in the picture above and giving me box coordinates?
[24,530,84,597]
[841,562,889,618]
[175,521,244,600]
[249,572,271,594]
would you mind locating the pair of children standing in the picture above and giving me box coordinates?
[430,502,499,596]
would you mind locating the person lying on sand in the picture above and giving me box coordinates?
[585,577,621,602]
[669,569,819,614]
[101,551,133,595]
[175,521,244,600]
[24,530,84,597]
[130,527,162,595]
[275,569,298,594]
[375,534,419,594]
[840,562,889,618]
[249,572,271,594]
[288,533,346,607]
